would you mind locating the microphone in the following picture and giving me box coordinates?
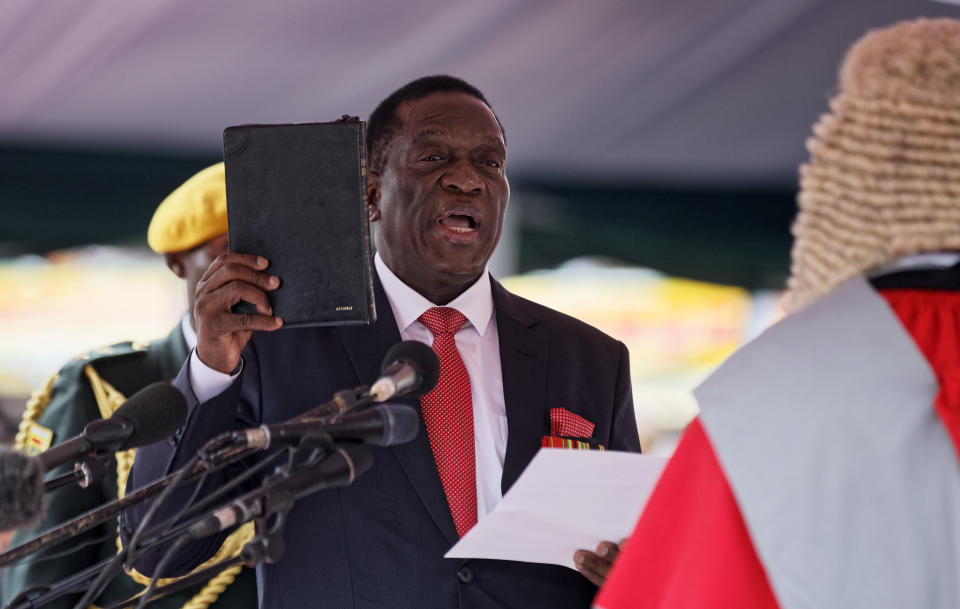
[289,386,371,422]
[0,449,44,531]
[186,444,374,539]
[271,341,438,425]
[38,383,187,472]
[42,452,116,493]
[232,403,420,451]
[369,340,440,402]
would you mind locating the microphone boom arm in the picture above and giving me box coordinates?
[0,443,254,569]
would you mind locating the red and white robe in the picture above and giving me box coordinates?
[596,275,960,609]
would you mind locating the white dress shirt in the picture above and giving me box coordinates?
[188,253,508,520]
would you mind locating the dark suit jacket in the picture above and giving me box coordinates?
[126,275,640,609]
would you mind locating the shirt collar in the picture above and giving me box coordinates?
[374,252,494,336]
[180,313,197,351]
[872,252,960,275]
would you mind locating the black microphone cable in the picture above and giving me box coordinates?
[122,432,265,571]
[152,445,295,542]
[69,455,202,609]
[2,448,291,609]
[97,440,318,609]
[128,432,331,566]
[133,534,191,609]
[70,363,419,609]
[103,554,247,609]
[73,447,210,609]
[19,449,275,609]
[100,442,364,609]
[74,449,214,609]
[132,441,333,609]
[122,451,203,567]
[78,436,316,609]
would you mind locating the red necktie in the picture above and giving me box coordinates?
[418,307,477,537]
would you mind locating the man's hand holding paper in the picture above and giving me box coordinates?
[445,448,665,578]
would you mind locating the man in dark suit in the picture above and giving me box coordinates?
[126,75,640,608]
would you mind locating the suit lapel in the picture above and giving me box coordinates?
[335,273,399,394]
[493,280,549,494]
[335,271,460,544]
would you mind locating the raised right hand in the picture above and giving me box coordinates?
[193,253,283,373]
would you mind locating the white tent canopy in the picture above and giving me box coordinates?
[1,0,958,183]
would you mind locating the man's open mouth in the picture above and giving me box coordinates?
[437,210,479,233]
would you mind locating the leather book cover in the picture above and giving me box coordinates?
[223,121,376,327]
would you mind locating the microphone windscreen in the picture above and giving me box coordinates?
[381,341,440,397]
[0,449,43,531]
[377,403,420,447]
[112,383,188,450]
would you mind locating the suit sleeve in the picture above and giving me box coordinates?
[608,340,642,453]
[595,417,780,609]
[122,344,262,577]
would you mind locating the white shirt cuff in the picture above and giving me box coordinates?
[189,349,242,403]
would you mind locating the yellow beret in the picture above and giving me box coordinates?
[147,162,228,253]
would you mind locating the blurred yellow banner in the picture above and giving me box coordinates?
[503,265,778,434]
[0,247,182,392]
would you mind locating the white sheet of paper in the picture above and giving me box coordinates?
[445,448,667,570]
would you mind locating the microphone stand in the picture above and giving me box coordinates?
[108,554,247,609]
[42,453,116,493]
[0,442,255,568]
[5,384,376,568]
[293,386,372,421]
[1,387,357,569]
[112,442,367,609]
[2,446,283,609]
[8,353,423,609]
[4,554,117,609]
[4,517,251,609]
[2,384,380,608]
[72,439,315,609]
[105,515,290,609]
[4,440,335,609]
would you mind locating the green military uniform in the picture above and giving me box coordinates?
[2,325,257,609]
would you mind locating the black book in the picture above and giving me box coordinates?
[223,121,376,327]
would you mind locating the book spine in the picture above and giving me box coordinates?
[357,122,377,324]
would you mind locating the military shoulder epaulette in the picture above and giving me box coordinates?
[15,372,58,452]
[49,339,150,384]
[70,339,150,365]
[17,339,153,451]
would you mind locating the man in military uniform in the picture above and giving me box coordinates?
[2,163,257,609]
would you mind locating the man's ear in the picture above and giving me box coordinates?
[366,170,381,222]
[164,252,186,278]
